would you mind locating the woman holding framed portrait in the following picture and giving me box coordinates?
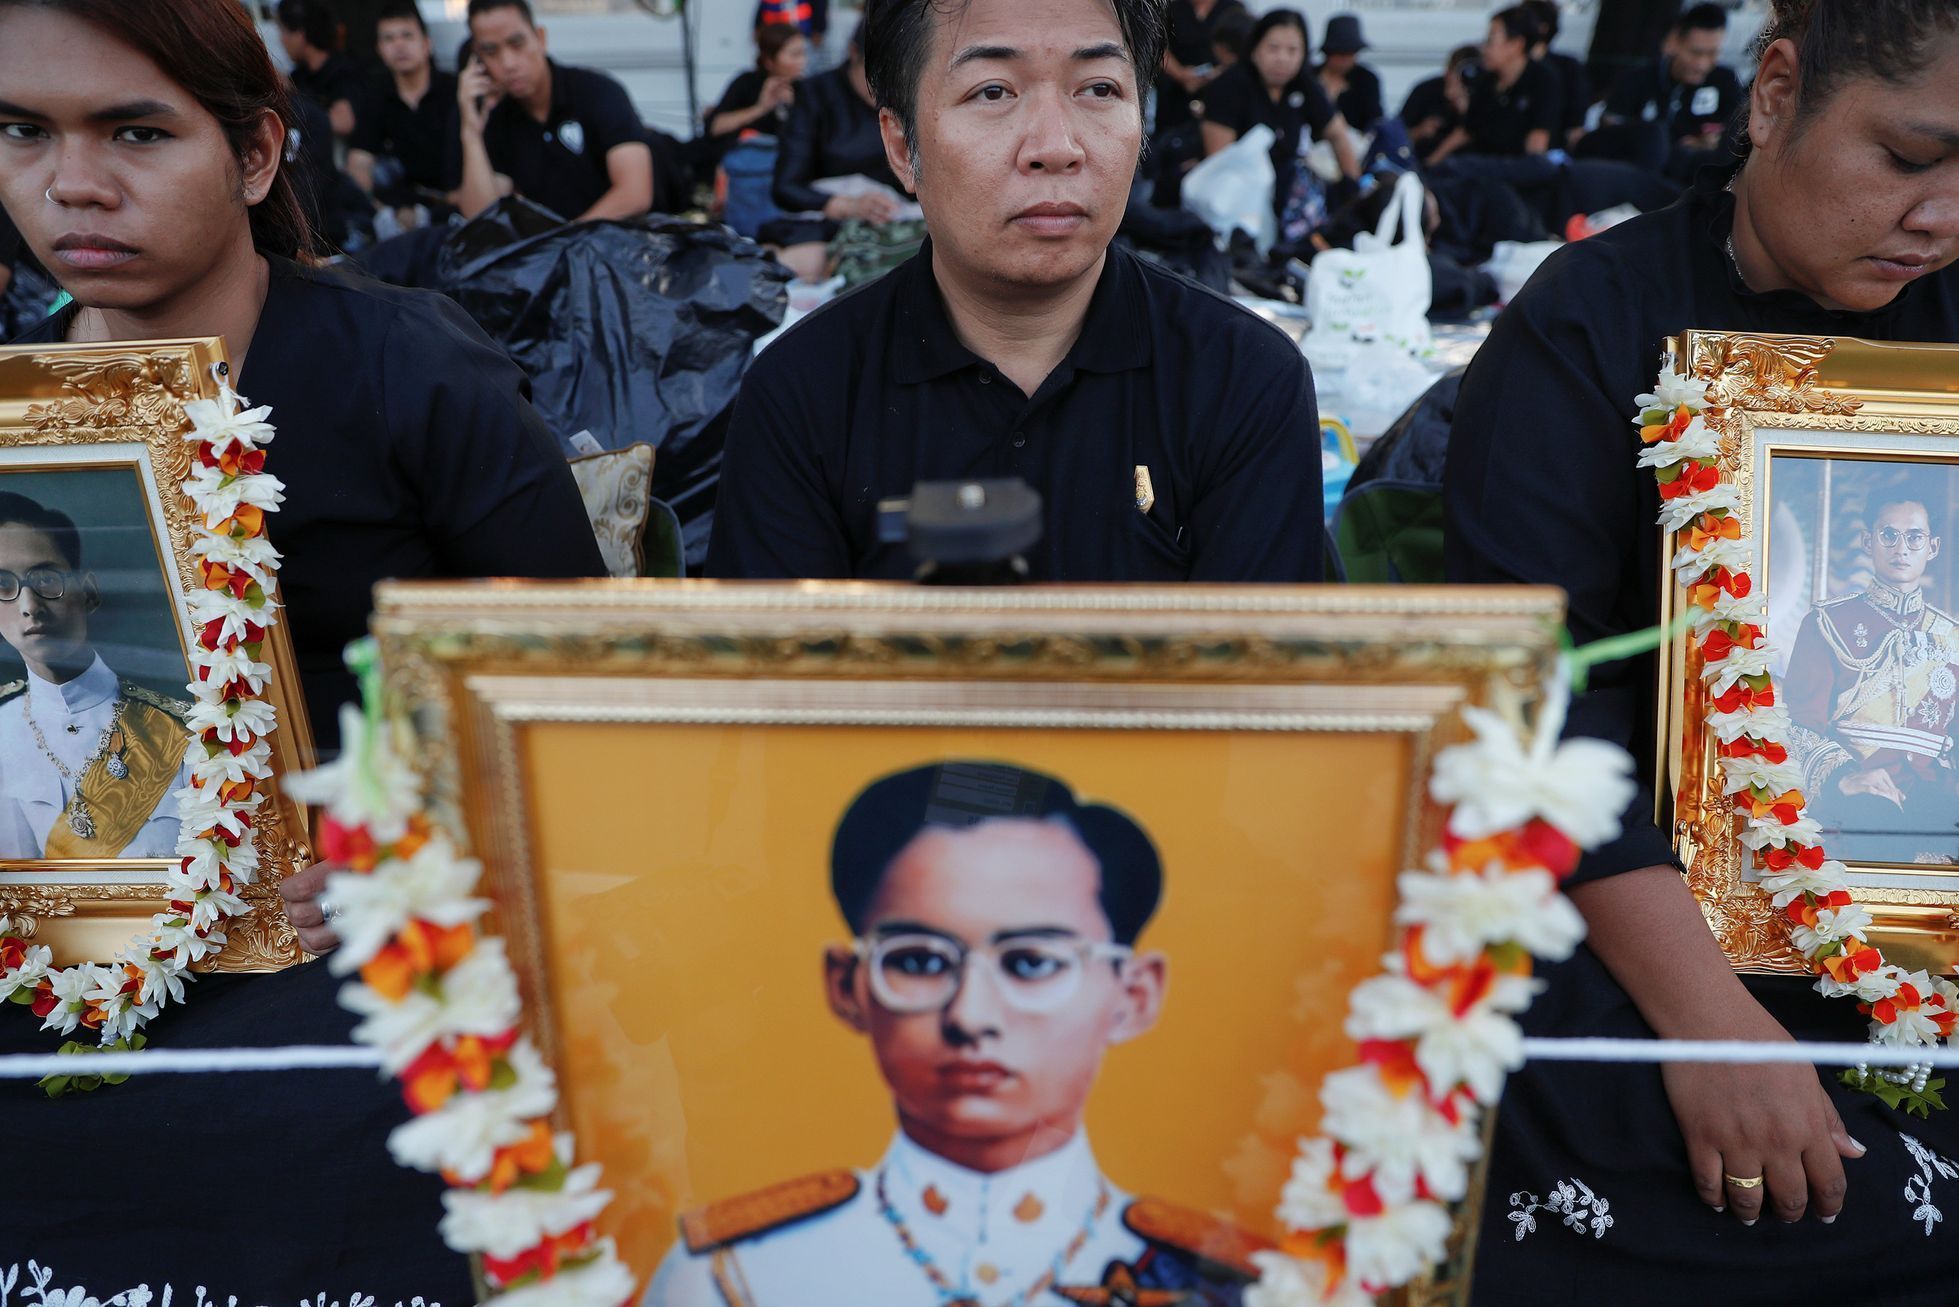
[0,0,606,759]
[1446,1,1959,1302]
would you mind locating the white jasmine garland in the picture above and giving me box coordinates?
[1245,1253,1375,1307]
[1719,756,1806,799]
[323,837,491,973]
[1758,861,1850,908]
[0,944,51,1001]
[1635,367,1708,411]
[1739,813,1823,852]
[1702,642,1777,694]
[285,703,421,843]
[344,939,525,1072]
[1319,1065,1480,1205]
[1431,703,1637,848]
[1275,1137,1346,1232]
[387,1038,558,1181]
[439,1153,612,1257]
[1343,1200,1453,1292]
[1657,483,1742,532]
[1688,589,1767,630]
[485,1245,637,1307]
[1709,703,1792,746]
[1395,860,1585,965]
[1673,534,1749,579]
[1635,414,1720,466]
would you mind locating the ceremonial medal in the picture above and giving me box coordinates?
[68,800,96,841]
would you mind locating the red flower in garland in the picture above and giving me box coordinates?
[1658,462,1721,501]
[482,1220,600,1286]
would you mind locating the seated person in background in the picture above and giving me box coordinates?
[450,0,655,222]
[1427,5,1561,165]
[348,0,459,216]
[1522,0,1591,147]
[701,22,809,170]
[0,493,191,861]
[645,761,1263,1307]
[756,0,829,63]
[1314,13,1382,136]
[1209,8,1251,74]
[1156,0,1248,134]
[1787,491,1959,865]
[1202,9,1360,249]
[1401,44,1479,159]
[277,0,364,140]
[767,28,906,283]
[1589,3,1743,180]
[709,0,1324,584]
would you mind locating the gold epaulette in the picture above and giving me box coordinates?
[121,679,193,725]
[679,1170,860,1254]
[1122,1198,1274,1280]
[0,679,22,705]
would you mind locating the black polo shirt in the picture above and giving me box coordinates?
[1605,59,1744,142]
[707,242,1324,581]
[1464,59,1564,155]
[290,51,366,116]
[450,60,647,220]
[351,69,459,195]
[1202,64,1336,218]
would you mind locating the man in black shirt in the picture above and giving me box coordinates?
[1523,0,1591,147]
[348,0,457,209]
[278,0,364,139]
[451,0,654,222]
[1401,44,1478,161]
[709,0,1323,583]
[1435,6,1563,161]
[1590,3,1743,179]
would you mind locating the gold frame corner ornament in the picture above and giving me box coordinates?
[0,339,317,972]
[1659,330,1959,976]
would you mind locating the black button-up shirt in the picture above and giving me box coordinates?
[447,60,646,220]
[708,242,1324,581]
[351,69,460,196]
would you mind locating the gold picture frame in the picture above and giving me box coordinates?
[1658,330,1959,976]
[0,340,315,971]
[372,579,1565,1304]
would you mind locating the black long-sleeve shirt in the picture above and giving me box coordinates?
[14,258,608,750]
[1444,170,1959,884]
[771,64,901,214]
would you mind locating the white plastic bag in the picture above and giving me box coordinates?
[1303,170,1432,356]
[1482,239,1562,305]
[1183,124,1276,254]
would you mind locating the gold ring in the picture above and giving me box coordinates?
[1724,1174,1764,1189]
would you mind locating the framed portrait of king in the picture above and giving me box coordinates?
[1659,331,1959,977]
[0,339,314,971]
[374,580,1567,1305]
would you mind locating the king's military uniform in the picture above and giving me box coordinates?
[644,1132,1265,1306]
[1786,578,1959,862]
[0,655,193,859]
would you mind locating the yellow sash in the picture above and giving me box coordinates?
[42,691,188,859]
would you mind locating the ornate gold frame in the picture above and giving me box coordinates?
[372,580,1566,1305]
[1658,331,1959,976]
[0,341,316,972]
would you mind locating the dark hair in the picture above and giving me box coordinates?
[0,0,315,260]
[1247,7,1309,63]
[861,0,1166,147]
[754,20,803,72]
[467,0,535,27]
[1521,0,1559,43]
[1211,9,1252,61]
[830,762,1164,947]
[275,0,337,51]
[374,0,428,36]
[1758,0,1959,124]
[0,492,81,569]
[1675,2,1729,35]
[1490,5,1543,48]
[1446,43,1481,73]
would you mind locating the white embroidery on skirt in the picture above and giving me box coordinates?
[1507,1178,1615,1241]
[0,1264,437,1307]
[1901,1133,1959,1237]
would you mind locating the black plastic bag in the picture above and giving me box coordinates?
[436,198,788,566]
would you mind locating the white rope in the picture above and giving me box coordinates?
[1521,1037,1959,1069]
[1,1037,1957,1081]
[0,1044,384,1079]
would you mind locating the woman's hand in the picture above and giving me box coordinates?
[1839,765,1907,808]
[1661,1008,1865,1225]
[278,862,341,956]
[762,75,796,111]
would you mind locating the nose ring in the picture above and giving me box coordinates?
[45,186,58,206]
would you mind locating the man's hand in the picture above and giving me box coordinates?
[459,59,501,137]
[1840,766,1907,808]
[278,863,341,956]
[1662,1010,1865,1226]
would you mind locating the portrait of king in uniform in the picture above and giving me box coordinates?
[0,491,192,860]
[645,761,1266,1307]
[1786,486,1959,865]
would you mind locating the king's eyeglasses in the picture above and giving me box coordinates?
[853,932,1133,1015]
[1876,527,1933,553]
[0,567,68,603]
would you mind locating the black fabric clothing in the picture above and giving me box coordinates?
[1449,168,1959,1307]
[1463,60,1564,156]
[451,60,648,221]
[1317,61,1384,133]
[1446,168,1959,883]
[290,50,367,119]
[771,64,899,216]
[1400,74,1461,154]
[351,68,460,197]
[1605,59,1745,147]
[703,68,792,167]
[11,258,606,751]
[707,241,1323,581]
[0,961,474,1295]
[1201,64,1336,219]
[1540,49,1593,139]
[1156,0,1250,131]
